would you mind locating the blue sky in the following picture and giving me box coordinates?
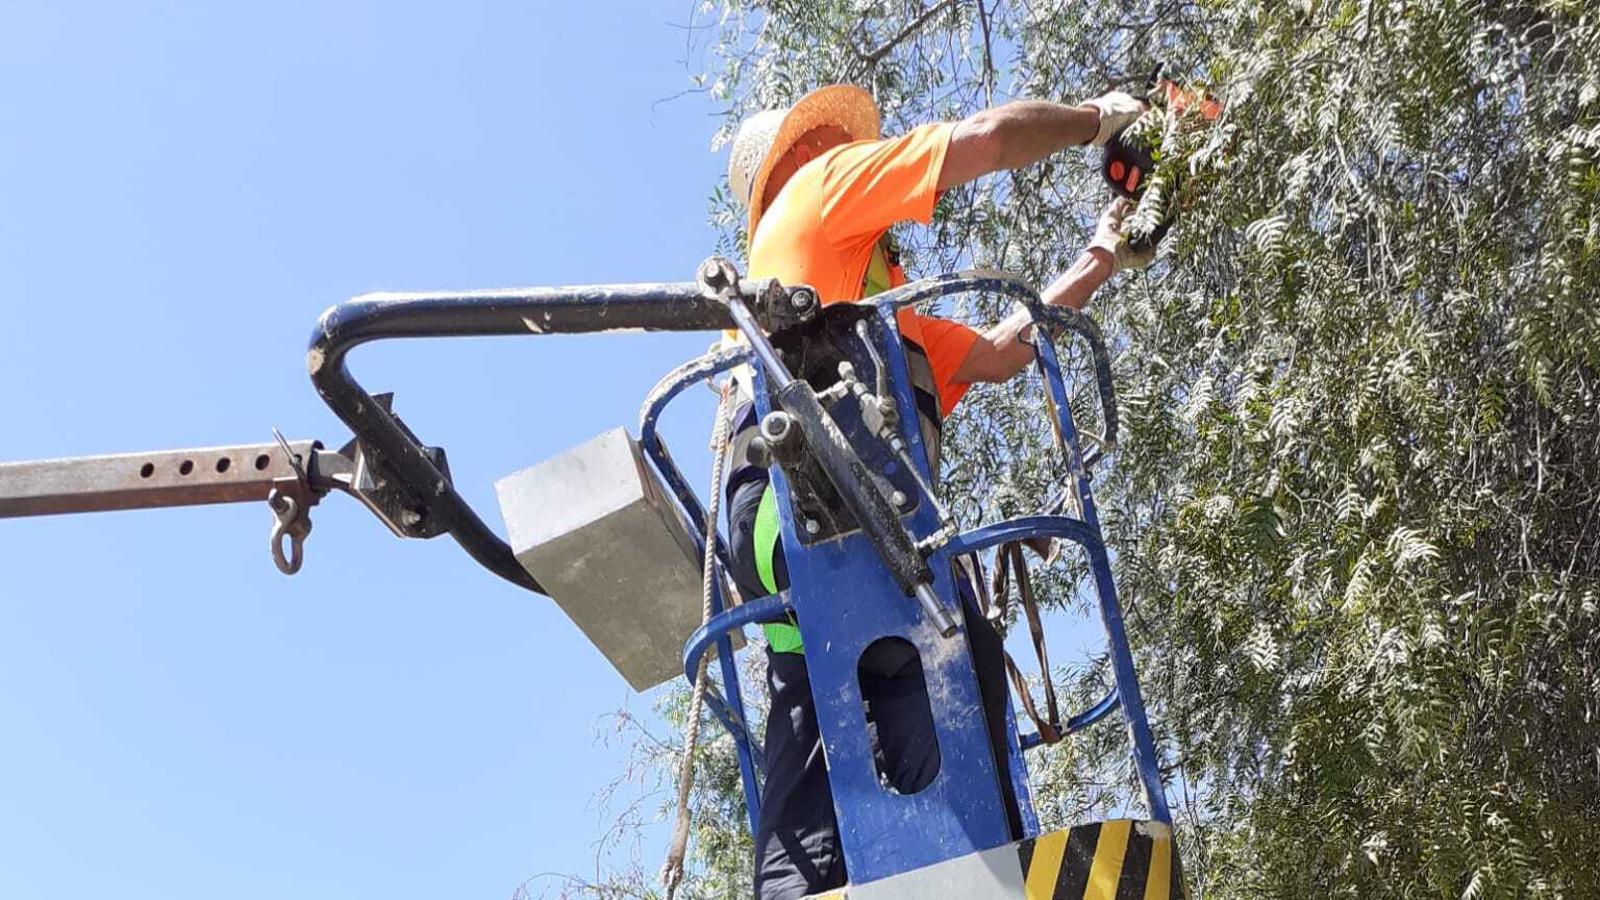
[0,3,732,898]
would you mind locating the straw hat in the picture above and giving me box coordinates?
[727,84,881,240]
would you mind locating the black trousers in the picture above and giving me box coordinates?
[727,478,1023,900]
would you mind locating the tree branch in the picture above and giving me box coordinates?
[860,0,957,67]
[977,0,996,105]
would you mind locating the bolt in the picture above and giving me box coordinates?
[790,287,816,312]
[804,519,821,535]
[890,490,908,508]
[698,258,732,291]
[760,411,793,445]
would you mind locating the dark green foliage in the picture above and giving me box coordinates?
[587,2,1600,897]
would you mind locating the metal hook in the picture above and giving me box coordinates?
[268,487,312,575]
[272,427,308,484]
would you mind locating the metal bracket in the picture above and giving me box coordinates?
[329,394,452,540]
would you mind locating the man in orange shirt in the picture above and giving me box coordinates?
[722,83,1154,900]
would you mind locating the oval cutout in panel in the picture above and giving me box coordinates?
[857,636,941,795]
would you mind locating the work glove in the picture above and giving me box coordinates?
[1087,198,1156,272]
[1084,90,1147,146]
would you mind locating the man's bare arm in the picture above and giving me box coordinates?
[952,248,1114,384]
[937,93,1143,192]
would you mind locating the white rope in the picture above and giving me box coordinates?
[660,379,738,899]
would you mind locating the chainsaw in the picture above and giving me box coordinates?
[1101,67,1224,253]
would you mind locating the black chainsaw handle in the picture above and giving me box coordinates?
[306,281,764,594]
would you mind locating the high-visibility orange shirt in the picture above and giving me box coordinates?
[748,122,979,416]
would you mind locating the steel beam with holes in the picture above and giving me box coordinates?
[0,441,323,518]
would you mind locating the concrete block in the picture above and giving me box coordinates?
[496,428,706,691]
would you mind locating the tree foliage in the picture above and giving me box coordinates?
[577,1,1600,897]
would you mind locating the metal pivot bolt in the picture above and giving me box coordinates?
[760,411,806,472]
[760,411,793,444]
[697,257,738,294]
[790,286,817,313]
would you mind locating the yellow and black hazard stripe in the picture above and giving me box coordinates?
[800,820,1184,900]
[1017,820,1187,900]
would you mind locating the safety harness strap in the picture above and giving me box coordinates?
[762,621,805,655]
[752,483,805,653]
[988,541,1064,743]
